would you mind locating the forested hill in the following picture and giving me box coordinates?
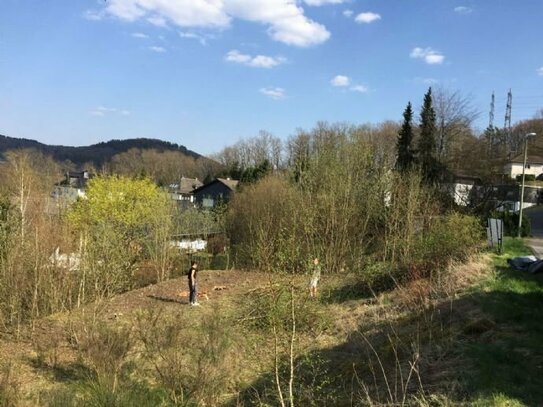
[0,134,202,166]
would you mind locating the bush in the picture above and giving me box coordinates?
[516,174,536,182]
[490,210,531,237]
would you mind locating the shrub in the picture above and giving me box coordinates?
[516,174,536,182]
[490,210,531,237]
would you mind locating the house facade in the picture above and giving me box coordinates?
[168,177,203,208]
[193,178,239,208]
[52,171,93,201]
[504,154,543,179]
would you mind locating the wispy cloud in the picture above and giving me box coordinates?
[454,6,473,14]
[149,45,166,53]
[351,85,368,93]
[413,77,439,85]
[537,67,543,77]
[343,10,353,18]
[226,50,286,68]
[410,47,445,65]
[260,87,286,100]
[331,75,368,93]
[89,106,130,117]
[83,9,104,21]
[131,32,149,39]
[355,12,381,24]
[147,15,168,27]
[303,0,345,5]
[100,0,330,47]
[179,31,210,46]
[331,75,351,87]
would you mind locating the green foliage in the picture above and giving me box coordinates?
[490,210,531,237]
[515,174,535,182]
[68,175,176,299]
[418,87,439,183]
[396,102,415,172]
[69,176,167,233]
[458,239,543,405]
[416,212,483,267]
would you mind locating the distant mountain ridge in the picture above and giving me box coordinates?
[0,135,203,166]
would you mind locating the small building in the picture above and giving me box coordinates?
[445,174,481,206]
[52,171,93,201]
[168,177,203,208]
[193,178,239,208]
[504,154,543,179]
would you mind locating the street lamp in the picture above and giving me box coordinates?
[518,132,537,238]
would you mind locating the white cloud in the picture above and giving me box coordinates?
[147,15,168,27]
[410,47,445,65]
[149,45,167,53]
[89,106,130,117]
[102,0,330,47]
[179,31,209,45]
[260,87,286,100]
[343,9,353,18]
[83,9,104,21]
[131,32,149,39]
[331,75,351,87]
[351,85,368,93]
[537,67,543,77]
[355,12,381,24]
[226,50,286,68]
[454,6,473,14]
[303,0,345,5]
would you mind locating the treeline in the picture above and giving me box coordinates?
[0,136,200,167]
[0,135,222,186]
[226,121,482,280]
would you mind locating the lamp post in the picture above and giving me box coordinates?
[518,132,537,238]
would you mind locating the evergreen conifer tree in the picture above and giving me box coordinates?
[418,88,438,182]
[396,102,415,171]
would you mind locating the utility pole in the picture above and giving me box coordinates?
[518,132,537,238]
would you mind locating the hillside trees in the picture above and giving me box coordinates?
[214,130,283,178]
[109,148,213,185]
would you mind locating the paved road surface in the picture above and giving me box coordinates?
[523,206,543,257]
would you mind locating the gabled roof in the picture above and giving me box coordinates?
[216,177,239,190]
[177,177,203,194]
[192,178,239,194]
[509,154,543,165]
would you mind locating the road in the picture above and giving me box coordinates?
[523,206,543,257]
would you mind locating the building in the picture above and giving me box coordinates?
[445,174,481,206]
[52,171,93,202]
[504,154,543,179]
[193,178,239,208]
[168,177,203,208]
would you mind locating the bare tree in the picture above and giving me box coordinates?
[433,87,479,163]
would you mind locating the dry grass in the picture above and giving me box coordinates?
[0,256,497,406]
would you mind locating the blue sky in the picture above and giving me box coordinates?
[1,0,542,155]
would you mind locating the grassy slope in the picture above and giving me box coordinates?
[2,240,543,406]
[466,238,543,406]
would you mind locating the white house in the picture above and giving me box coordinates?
[504,154,543,179]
